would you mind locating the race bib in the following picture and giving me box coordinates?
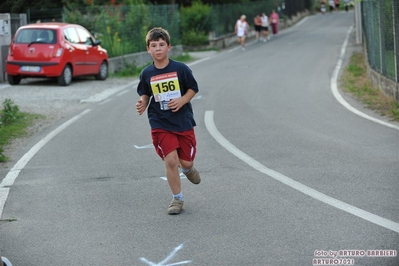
[150,72,182,110]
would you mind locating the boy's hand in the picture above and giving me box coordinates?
[136,99,147,115]
[168,97,186,112]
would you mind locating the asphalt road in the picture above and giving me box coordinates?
[1,12,399,266]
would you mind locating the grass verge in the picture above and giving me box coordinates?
[0,99,45,162]
[340,52,399,122]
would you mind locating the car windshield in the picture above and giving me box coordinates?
[15,29,57,45]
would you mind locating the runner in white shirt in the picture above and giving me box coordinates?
[260,12,269,42]
[235,15,249,51]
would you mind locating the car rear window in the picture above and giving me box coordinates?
[14,29,57,44]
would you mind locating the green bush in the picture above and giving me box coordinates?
[180,1,211,46]
[0,99,21,162]
[1,99,20,126]
[0,99,45,163]
[181,30,209,46]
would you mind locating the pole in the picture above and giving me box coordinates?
[354,0,362,44]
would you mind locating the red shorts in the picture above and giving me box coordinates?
[151,129,197,161]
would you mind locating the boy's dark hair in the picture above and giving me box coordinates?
[146,27,171,47]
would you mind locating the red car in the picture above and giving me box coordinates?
[6,22,108,86]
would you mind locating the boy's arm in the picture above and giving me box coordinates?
[136,95,150,115]
[168,88,196,113]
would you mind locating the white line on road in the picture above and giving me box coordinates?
[187,57,210,67]
[0,109,92,217]
[99,99,112,105]
[140,243,191,266]
[116,90,129,97]
[205,110,399,233]
[81,81,138,103]
[0,188,9,216]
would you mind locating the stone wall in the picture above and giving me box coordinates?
[367,67,399,102]
[363,45,399,102]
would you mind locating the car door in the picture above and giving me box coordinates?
[63,27,89,75]
[76,26,101,75]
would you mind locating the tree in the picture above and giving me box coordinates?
[0,0,65,13]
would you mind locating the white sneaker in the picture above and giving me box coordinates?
[241,47,245,51]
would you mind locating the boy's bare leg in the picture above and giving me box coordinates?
[179,159,193,171]
[164,150,181,195]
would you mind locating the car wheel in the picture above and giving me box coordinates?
[7,74,21,85]
[57,64,72,86]
[95,61,108,80]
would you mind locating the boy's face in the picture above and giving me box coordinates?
[147,38,171,61]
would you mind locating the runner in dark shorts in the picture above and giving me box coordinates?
[254,14,262,41]
[261,26,268,32]
[260,12,269,42]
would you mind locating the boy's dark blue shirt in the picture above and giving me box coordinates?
[137,59,199,132]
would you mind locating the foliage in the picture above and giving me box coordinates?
[0,0,63,14]
[180,1,211,33]
[0,99,21,126]
[0,147,6,162]
[62,2,179,57]
[181,30,209,46]
[122,4,152,53]
[0,99,20,162]
[0,99,44,163]
[179,1,211,45]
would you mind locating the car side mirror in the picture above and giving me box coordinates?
[93,40,101,46]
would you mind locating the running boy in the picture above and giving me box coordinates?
[136,27,201,215]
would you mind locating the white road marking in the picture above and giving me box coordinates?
[140,243,191,266]
[0,109,91,217]
[292,16,308,28]
[98,99,112,105]
[116,90,129,96]
[0,188,9,216]
[187,57,210,67]
[134,144,153,149]
[204,110,399,233]
[160,173,186,181]
[81,81,138,103]
[332,26,399,131]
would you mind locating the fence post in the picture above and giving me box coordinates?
[355,1,362,44]
[378,0,384,75]
[394,0,399,82]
